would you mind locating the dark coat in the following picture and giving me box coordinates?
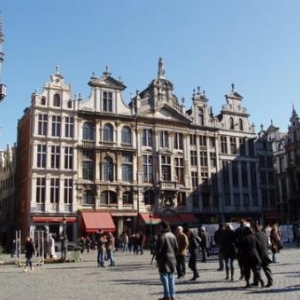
[25,240,35,259]
[240,230,262,266]
[255,230,272,264]
[221,229,236,259]
[155,230,178,274]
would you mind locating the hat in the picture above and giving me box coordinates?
[177,226,183,231]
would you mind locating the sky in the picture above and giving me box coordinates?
[0,0,300,148]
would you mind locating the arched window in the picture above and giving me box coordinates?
[199,108,204,126]
[102,156,114,181]
[41,97,46,105]
[123,191,133,205]
[121,126,132,144]
[67,100,72,108]
[53,94,61,107]
[83,122,94,140]
[100,190,117,205]
[230,117,234,130]
[239,118,243,131]
[103,124,114,142]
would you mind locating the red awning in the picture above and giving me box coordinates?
[178,213,198,223]
[161,215,182,225]
[81,212,116,233]
[140,213,162,225]
[32,216,77,223]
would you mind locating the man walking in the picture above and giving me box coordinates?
[214,223,225,271]
[176,226,189,279]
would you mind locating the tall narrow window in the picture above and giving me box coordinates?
[161,155,171,181]
[190,150,198,166]
[38,114,48,136]
[123,192,133,205]
[64,178,73,204]
[232,161,239,186]
[103,124,114,142]
[192,193,199,208]
[121,126,132,144]
[191,171,198,188]
[174,133,183,150]
[51,145,60,169]
[51,115,61,137]
[83,190,94,205]
[199,135,207,146]
[190,134,196,146]
[83,122,94,141]
[143,154,153,183]
[230,117,234,130]
[36,177,46,203]
[241,162,248,187]
[160,131,169,148]
[199,108,204,126]
[102,156,113,181]
[64,146,73,170]
[65,117,74,138]
[82,150,94,180]
[200,151,208,166]
[50,178,60,204]
[37,144,46,168]
[142,129,153,147]
[175,157,184,183]
[53,94,61,107]
[210,152,216,167]
[230,137,237,154]
[239,118,243,131]
[122,154,133,182]
[103,91,113,112]
[144,190,155,205]
[220,136,228,154]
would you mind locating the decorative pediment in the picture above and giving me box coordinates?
[88,75,126,90]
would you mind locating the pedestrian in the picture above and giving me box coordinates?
[239,226,264,288]
[79,236,85,254]
[270,224,283,263]
[253,223,273,287]
[106,232,116,266]
[187,228,201,281]
[97,232,107,267]
[60,235,68,262]
[155,221,178,300]
[234,220,247,279]
[24,236,35,272]
[221,223,236,281]
[48,234,55,259]
[85,236,91,253]
[175,226,189,279]
[214,223,225,271]
[199,226,209,262]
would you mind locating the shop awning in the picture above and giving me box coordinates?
[178,213,199,223]
[139,213,162,225]
[161,215,182,225]
[81,212,116,233]
[32,216,77,223]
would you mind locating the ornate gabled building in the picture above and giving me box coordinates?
[15,58,264,245]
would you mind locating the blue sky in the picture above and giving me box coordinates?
[0,0,300,148]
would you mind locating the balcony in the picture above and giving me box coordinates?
[157,181,178,191]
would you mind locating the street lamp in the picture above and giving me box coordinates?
[62,215,67,262]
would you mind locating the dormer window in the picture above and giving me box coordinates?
[103,91,113,112]
[41,97,46,106]
[230,117,234,130]
[199,108,204,126]
[53,94,61,107]
[239,118,243,131]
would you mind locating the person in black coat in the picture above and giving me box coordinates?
[24,236,35,272]
[253,223,273,287]
[239,226,264,288]
[221,223,236,281]
[187,228,201,281]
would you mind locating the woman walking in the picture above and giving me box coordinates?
[24,236,35,272]
[270,224,282,263]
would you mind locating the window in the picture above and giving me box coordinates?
[190,150,198,166]
[212,195,219,209]
[160,131,169,148]
[230,117,234,130]
[37,144,46,168]
[161,155,171,181]
[123,192,133,205]
[67,100,72,108]
[41,97,46,105]
[248,139,255,157]
[144,190,155,205]
[51,115,61,137]
[143,154,153,183]
[38,114,48,136]
[260,171,266,184]
[210,152,216,167]
[230,137,237,154]
[64,178,73,204]
[192,193,199,208]
[103,124,114,142]
[199,108,204,126]
[244,194,249,207]
[65,117,74,138]
[142,129,153,147]
[222,161,230,186]
[234,193,240,206]
[177,192,186,206]
[268,171,274,184]
[103,91,113,112]
[252,193,258,206]
[221,136,228,154]
[53,94,61,107]
[224,193,231,206]
[100,191,117,205]
[200,151,208,166]
[64,147,73,170]
[191,171,198,188]
[190,134,196,146]
[174,133,183,150]
[199,135,207,146]
[175,157,184,183]
[202,193,210,209]
[82,151,94,180]
[232,161,239,186]
[50,178,59,204]
[239,118,243,131]
[241,162,248,187]
[250,162,257,188]
[51,145,60,169]
[102,156,114,181]
[121,126,132,144]
[36,177,46,203]
[83,190,93,205]
[239,138,246,156]
[259,156,265,167]
[122,154,133,182]
[209,137,215,148]
[83,122,94,141]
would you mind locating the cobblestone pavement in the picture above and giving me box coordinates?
[1,244,300,300]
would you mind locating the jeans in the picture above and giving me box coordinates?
[176,254,186,277]
[97,249,105,267]
[108,250,115,266]
[159,272,175,298]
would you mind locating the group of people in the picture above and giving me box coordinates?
[154,220,283,300]
[96,231,116,267]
